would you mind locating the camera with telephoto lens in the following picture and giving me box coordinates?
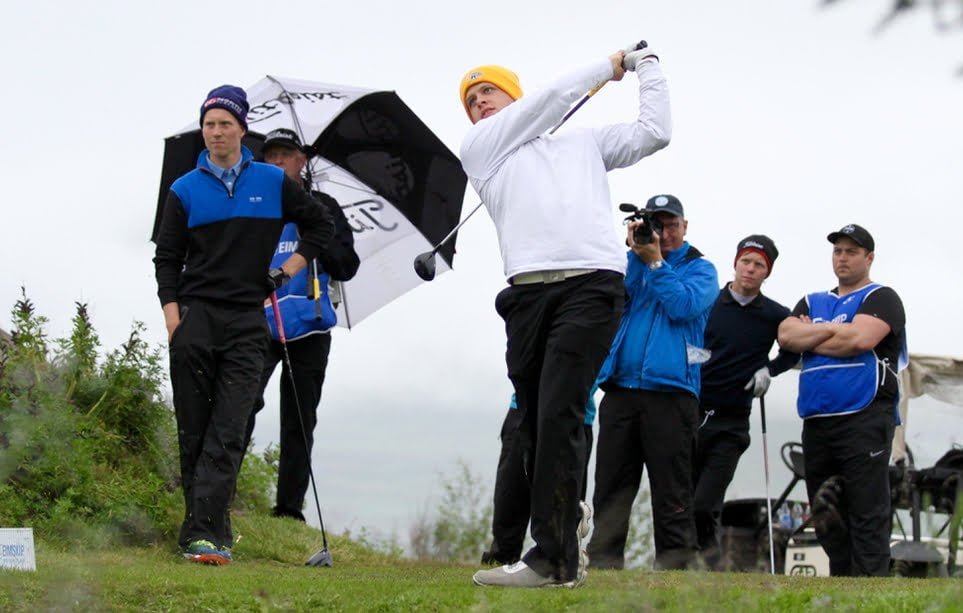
[619,203,663,245]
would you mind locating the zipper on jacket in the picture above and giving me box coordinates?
[199,167,233,198]
[199,158,251,199]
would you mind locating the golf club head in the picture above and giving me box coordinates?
[306,548,333,567]
[413,251,436,281]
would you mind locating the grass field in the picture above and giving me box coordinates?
[1,517,961,612]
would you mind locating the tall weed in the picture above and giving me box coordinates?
[0,289,273,547]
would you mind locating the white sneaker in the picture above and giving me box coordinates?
[472,561,581,588]
[578,501,592,541]
[576,501,592,585]
[576,549,589,586]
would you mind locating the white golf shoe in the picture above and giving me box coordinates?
[472,561,583,588]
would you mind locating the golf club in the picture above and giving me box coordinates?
[547,39,647,135]
[270,291,333,567]
[412,43,648,281]
[412,200,485,281]
[760,394,776,575]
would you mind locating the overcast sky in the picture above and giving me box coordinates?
[2,1,961,540]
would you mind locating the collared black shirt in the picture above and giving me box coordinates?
[700,284,800,415]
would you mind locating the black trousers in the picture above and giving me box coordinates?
[169,300,268,549]
[494,270,623,581]
[485,405,595,565]
[244,332,331,520]
[589,387,699,570]
[802,399,896,577]
[693,410,751,554]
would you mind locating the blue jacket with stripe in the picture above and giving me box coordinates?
[154,147,333,308]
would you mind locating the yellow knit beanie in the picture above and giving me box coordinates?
[459,65,523,118]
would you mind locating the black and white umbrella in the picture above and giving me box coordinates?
[154,75,467,328]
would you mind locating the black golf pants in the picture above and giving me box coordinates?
[485,405,594,565]
[169,300,268,549]
[245,333,331,520]
[693,411,751,555]
[802,399,896,577]
[494,270,623,582]
[589,387,698,570]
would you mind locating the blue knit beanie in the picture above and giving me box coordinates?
[199,85,249,129]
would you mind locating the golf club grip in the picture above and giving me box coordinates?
[270,292,287,344]
[312,277,322,318]
[586,80,606,98]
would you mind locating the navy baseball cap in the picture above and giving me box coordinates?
[645,194,684,217]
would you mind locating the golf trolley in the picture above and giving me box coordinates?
[715,442,810,574]
[888,445,963,577]
[719,442,963,577]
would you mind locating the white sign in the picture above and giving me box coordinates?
[0,528,36,571]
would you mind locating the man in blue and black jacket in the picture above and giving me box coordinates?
[693,234,799,562]
[589,194,718,570]
[154,85,333,565]
[242,128,360,522]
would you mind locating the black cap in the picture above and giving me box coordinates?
[262,128,304,153]
[735,234,779,275]
[827,224,874,252]
[645,194,684,217]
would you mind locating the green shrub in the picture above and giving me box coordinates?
[408,458,658,566]
[410,459,491,562]
[235,443,279,516]
[0,290,181,546]
[624,481,655,568]
[0,289,377,558]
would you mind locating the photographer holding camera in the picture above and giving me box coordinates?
[589,194,718,570]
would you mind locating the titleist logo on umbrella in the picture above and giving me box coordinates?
[248,91,349,123]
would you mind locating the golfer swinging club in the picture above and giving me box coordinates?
[460,41,671,588]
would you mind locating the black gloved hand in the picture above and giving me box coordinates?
[268,267,290,290]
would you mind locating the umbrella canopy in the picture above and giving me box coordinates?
[154,76,467,327]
